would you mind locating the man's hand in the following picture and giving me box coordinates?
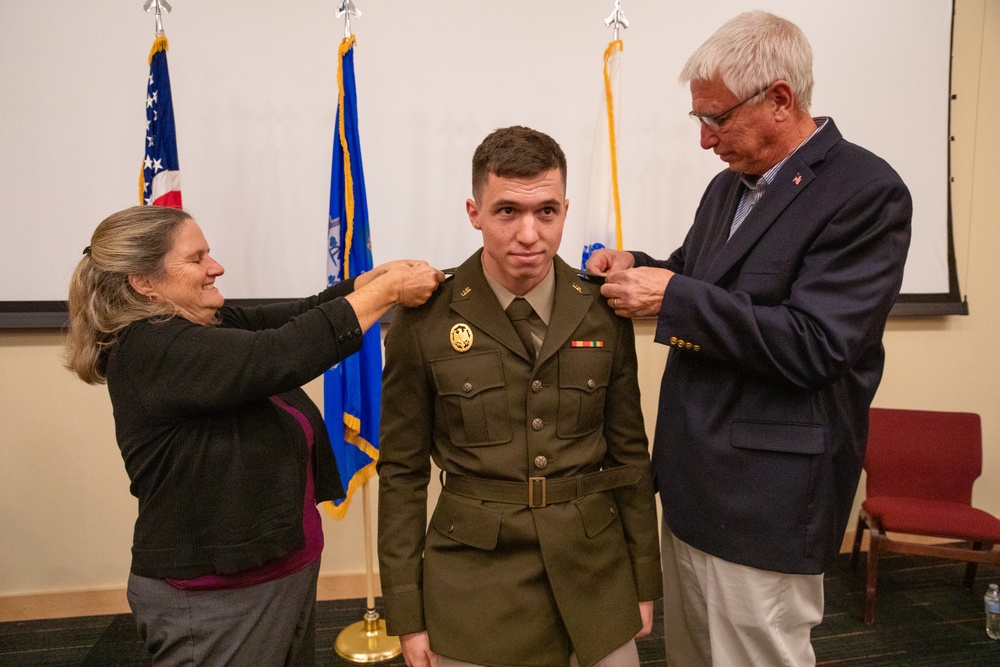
[585,248,635,275]
[600,266,674,318]
[635,600,655,638]
[399,631,439,667]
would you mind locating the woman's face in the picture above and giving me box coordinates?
[142,218,225,324]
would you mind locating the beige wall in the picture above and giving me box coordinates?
[2,0,996,612]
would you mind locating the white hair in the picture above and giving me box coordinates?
[679,10,814,112]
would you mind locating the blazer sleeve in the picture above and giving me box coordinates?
[658,173,911,389]
[113,282,363,416]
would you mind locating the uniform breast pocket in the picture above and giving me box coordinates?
[430,351,512,446]
[557,348,613,438]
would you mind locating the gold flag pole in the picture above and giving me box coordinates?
[331,1,399,661]
[334,480,401,662]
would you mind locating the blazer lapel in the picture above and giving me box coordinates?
[701,119,843,286]
[693,177,743,282]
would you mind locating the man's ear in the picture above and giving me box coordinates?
[771,80,795,121]
[128,274,156,298]
[467,198,482,230]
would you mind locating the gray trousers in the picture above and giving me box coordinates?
[126,558,320,667]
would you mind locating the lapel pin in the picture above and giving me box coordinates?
[572,282,583,293]
[459,286,472,297]
[793,173,802,185]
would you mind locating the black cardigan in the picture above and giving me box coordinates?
[107,280,364,578]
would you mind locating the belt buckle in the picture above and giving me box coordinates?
[528,477,547,508]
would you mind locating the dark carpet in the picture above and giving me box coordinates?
[2,551,999,666]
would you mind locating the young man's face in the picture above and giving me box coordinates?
[466,168,568,296]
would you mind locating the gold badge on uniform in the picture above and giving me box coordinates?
[450,323,474,353]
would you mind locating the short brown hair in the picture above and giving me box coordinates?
[471,126,567,202]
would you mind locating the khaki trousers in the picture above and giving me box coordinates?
[661,520,823,667]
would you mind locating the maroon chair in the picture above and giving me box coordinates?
[850,408,1000,624]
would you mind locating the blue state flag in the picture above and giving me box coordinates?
[324,35,380,520]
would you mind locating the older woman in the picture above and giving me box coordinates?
[65,205,443,666]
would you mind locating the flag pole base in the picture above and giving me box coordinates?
[334,609,401,664]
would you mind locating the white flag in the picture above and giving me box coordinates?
[581,39,623,269]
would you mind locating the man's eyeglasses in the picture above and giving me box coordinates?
[689,84,772,131]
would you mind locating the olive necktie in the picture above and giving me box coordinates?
[505,297,536,361]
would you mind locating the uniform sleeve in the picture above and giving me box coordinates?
[377,305,434,636]
[602,314,663,602]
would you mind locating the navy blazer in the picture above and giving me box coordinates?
[635,118,912,574]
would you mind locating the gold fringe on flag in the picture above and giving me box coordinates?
[148,35,169,65]
[603,39,624,250]
[336,35,357,278]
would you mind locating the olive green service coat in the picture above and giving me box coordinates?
[377,251,662,667]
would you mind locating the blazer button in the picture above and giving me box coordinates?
[531,418,544,431]
[693,345,701,352]
[685,342,693,349]
[463,382,473,393]
[670,336,678,345]
[534,455,548,470]
[531,380,543,393]
[677,339,685,347]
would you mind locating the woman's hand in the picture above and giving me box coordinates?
[381,261,445,307]
[345,260,444,332]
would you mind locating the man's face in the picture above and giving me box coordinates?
[690,77,781,175]
[466,168,568,295]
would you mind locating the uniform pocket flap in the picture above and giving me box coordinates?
[731,421,826,455]
[430,352,505,398]
[575,491,620,538]
[431,492,502,550]
[558,348,613,392]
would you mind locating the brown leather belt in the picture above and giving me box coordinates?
[443,465,641,508]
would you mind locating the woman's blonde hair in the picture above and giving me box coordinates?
[64,205,191,384]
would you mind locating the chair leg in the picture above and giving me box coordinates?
[850,513,866,572]
[864,532,882,625]
[963,541,990,589]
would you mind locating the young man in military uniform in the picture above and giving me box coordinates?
[377,126,661,667]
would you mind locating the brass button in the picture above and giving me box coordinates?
[670,336,678,345]
[531,380,543,393]
[587,378,596,389]
[693,345,701,352]
[677,339,685,347]
[531,418,544,431]
[463,382,473,393]
[685,342,692,349]
[534,455,548,470]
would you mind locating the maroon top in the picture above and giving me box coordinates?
[166,395,324,590]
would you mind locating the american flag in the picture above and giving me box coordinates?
[140,35,182,208]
